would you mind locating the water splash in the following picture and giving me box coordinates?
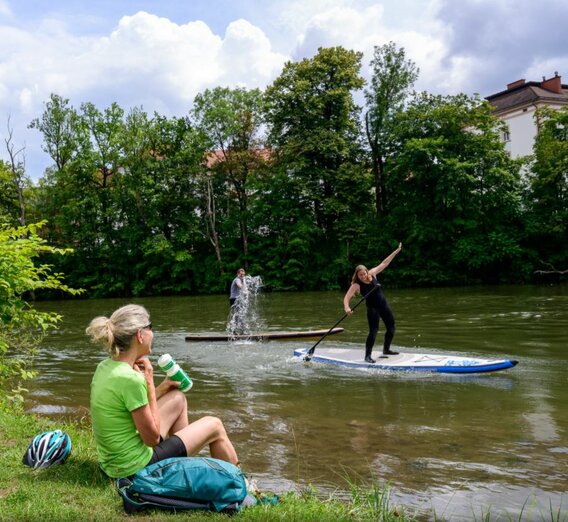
[227,275,265,340]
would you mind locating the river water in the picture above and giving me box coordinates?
[28,285,567,520]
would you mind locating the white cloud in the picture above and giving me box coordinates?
[290,3,456,95]
[0,10,290,178]
[0,0,565,180]
[295,5,387,57]
[219,19,289,87]
[0,0,11,18]
[0,10,290,117]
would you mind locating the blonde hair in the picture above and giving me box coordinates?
[86,304,150,357]
[351,265,368,285]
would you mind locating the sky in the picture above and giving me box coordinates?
[0,0,566,180]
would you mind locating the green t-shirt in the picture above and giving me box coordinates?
[90,359,153,478]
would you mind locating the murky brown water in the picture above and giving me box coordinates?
[29,285,568,520]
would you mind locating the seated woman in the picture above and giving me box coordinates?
[86,304,239,479]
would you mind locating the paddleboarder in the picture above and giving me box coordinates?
[229,268,246,306]
[228,268,247,334]
[343,243,402,363]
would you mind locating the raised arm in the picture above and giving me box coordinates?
[368,243,402,277]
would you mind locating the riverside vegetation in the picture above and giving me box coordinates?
[1,43,567,298]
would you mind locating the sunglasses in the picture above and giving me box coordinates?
[142,323,152,331]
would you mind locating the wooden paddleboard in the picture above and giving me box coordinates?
[294,347,518,374]
[185,327,344,342]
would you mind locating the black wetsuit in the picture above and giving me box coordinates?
[358,276,396,358]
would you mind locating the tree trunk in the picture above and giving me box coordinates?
[204,176,224,274]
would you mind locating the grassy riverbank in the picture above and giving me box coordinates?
[0,406,417,521]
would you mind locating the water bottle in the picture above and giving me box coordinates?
[157,354,193,392]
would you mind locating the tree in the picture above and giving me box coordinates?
[364,42,418,215]
[0,161,19,224]
[31,100,125,294]
[3,117,31,227]
[29,94,79,171]
[386,92,524,284]
[117,112,205,294]
[528,106,568,276]
[32,96,210,296]
[192,87,266,269]
[0,222,82,402]
[264,47,370,286]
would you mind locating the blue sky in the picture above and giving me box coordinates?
[1,0,566,180]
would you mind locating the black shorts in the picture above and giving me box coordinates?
[147,435,187,466]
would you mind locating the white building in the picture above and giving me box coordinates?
[485,73,568,158]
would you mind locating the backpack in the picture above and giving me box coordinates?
[116,456,256,514]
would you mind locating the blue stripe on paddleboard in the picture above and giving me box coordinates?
[294,349,518,374]
[435,360,518,374]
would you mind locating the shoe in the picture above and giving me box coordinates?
[364,356,376,363]
[383,350,399,356]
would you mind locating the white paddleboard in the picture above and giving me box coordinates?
[294,347,518,374]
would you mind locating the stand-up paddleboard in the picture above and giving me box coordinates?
[294,347,518,374]
[185,328,344,342]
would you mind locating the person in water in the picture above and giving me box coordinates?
[343,243,402,363]
[87,304,239,478]
[229,268,246,306]
[229,268,247,334]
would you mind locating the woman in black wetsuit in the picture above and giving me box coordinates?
[343,243,402,363]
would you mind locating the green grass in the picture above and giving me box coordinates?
[0,405,415,521]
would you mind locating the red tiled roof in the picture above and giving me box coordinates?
[205,148,272,169]
[486,75,568,114]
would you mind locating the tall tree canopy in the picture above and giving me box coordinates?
[385,93,524,284]
[263,46,373,287]
[364,42,418,215]
[16,44,556,294]
[527,107,568,274]
[192,87,267,270]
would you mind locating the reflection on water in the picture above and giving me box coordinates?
[28,285,568,519]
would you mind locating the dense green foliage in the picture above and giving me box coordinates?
[384,93,526,284]
[526,107,568,277]
[0,222,81,400]
[0,46,566,297]
[263,47,369,289]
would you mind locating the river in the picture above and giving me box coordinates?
[28,284,568,520]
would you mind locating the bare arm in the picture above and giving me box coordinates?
[343,283,360,314]
[368,242,402,277]
[131,404,160,446]
[131,358,161,446]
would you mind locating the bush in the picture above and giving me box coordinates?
[0,221,82,402]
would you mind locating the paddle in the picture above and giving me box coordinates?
[303,283,380,361]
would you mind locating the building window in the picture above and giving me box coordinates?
[502,129,511,142]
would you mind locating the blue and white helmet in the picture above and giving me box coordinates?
[23,430,72,469]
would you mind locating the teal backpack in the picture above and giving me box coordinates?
[116,457,256,513]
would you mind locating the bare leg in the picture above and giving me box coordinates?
[174,416,238,465]
[157,390,189,439]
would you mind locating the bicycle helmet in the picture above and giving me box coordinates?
[22,430,72,469]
